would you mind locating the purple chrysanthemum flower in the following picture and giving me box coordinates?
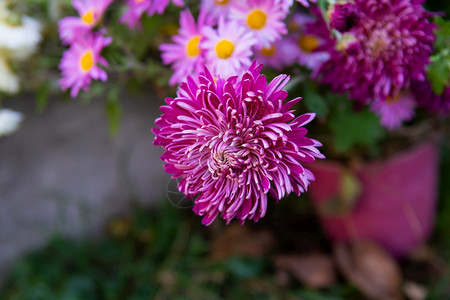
[318,0,435,103]
[59,32,112,98]
[120,0,152,29]
[411,81,450,114]
[370,92,416,130]
[153,62,324,225]
[58,0,112,45]
[328,1,360,33]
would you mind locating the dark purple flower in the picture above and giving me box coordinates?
[329,1,360,32]
[318,0,435,104]
[411,81,450,114]
[153,62,324,225]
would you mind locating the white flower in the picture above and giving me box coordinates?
[0,16,42,60]
[0,57,19,93]
[0,108,23,137]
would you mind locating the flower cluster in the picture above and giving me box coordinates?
[159,0,327,84]
[317,0,436,129]
[58,0,113,97]
[154,62,324,225]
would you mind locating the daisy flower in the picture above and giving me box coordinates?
[254,39,298,70]
[370,93,416,130]
[318,0,435,103]
[200,18,256,78]
[58,0,112,45]
[296,0,317,7]
[120,0,152,29]
[230,0,288,49]
[148,0,184,16]
[59,32,112,98]
[153,62,324,225]
[159,9,211,85]
[200,0,236,22]
[289,12,332,72]
[0,108,23,137]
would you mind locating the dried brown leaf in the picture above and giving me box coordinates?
[334,240,403,300]
[273,254,336,289]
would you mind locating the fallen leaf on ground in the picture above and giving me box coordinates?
[273,253,336,289]
[403,281,427,300]
[334,240,403,300]
[210,224,275,259]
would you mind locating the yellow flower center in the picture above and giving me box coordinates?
[80,51,94,72]
[186,36,201,57]
[215,40,234,59]
[246,9,267,30]
[81,10,95,25]
[260,44,276,57]
[298,35,319,53]
[135,0,144,2]
[386,93,401,103]
[214,0,229,5]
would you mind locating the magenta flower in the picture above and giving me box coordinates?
[159,9,211,85]
[120,0,152,29]
[200,18,257,78]
[148,0,184,16]
[328,1,360,33]
[295,0,317,7]
[153,62,324,225]
[370,92,416,130]
[318,0,435,103]
[411,81,450,115]
[59,32,112,98]
[58,0,112,45]
[230,0,288,49]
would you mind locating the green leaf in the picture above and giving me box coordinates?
[105,87,122,136]
[303,86,329,116]
[329,106,385,153]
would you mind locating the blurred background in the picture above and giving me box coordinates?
[0,0,449,299]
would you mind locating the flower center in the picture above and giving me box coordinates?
[80,51,94,72]
[298,35,319,53]
[214,0,229,5]
[81,10,95,25]
[186,36,201,57]
[260,44,276,57]
[246,9,267,30]
[386,93,401,103]
[215,40,234,59]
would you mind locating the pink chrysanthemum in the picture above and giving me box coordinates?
[160,10,211,85]
[200,18,257,78]
[59,32,112,98]
[148,0,184,16]
[153,62,324,225]
[318,0,435,103]
[254,39,298,70]
[120,0,152,29]
[370,92,416,130]
[58,0,112,45]
[200,0,237,22]
[230,0,288,49]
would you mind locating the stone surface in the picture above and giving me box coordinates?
[0,92,170,278]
